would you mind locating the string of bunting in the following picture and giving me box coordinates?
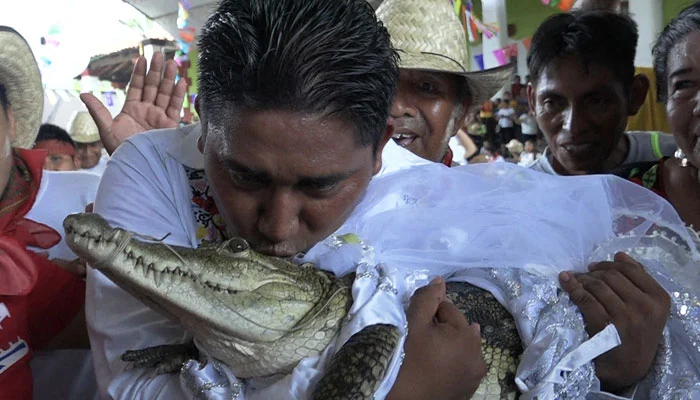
[541,0,575,12]
[452,0,498,42]
[175,0,195,64]
[475,37,532,70]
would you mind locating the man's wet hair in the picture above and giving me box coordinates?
[197,0,399,153]
[527,11,638,92]
[653,2,700,103]
[36,123,76,148]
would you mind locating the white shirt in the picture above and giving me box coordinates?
[529,131,677,175]
[26,169,101,259]
[518,151,539,167]
[449,136,467,166]
[519,114,538,136]
[23,169,101,400]
[496,108,516,128]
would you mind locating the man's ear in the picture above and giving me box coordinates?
[373,117,394,175]
[73,154,81,170]
[194,96,206,154]
[628,74,650,116]
[527,83,536,114]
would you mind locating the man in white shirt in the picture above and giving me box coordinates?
[526,11,676,177]
[495,100,517,152]
[517,109,539,145]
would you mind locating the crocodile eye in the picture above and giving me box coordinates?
[228,238,250,253]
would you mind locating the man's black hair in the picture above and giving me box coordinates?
[653,2,700,103]
[35,123,76,148]
[527,11,638,92]
[197,0,399,152]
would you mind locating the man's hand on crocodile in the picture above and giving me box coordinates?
[559,252,671,393]
[387,277,486,400]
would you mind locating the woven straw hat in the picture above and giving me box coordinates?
[376,0,512,112]
[69,111,100,144]
[0,27,44,149]
[506,138,523,154]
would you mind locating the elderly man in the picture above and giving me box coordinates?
[527,10,676,176]
[68,111,109,175]
[376,0,509,165]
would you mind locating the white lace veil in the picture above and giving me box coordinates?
[314,162,698,290]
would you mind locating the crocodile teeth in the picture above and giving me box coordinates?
[153,269,164,287]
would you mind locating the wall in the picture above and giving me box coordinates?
[664,0,695,25]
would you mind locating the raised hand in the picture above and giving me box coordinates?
[560,252,670,393]
[387,277,486,400]
[80,52,188,155]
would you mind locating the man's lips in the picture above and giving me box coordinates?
[560,142,596,155]
[392,132,418,147]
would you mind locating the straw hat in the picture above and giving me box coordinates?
[0,27,44,149]
[376,0,512,112]
[506,139,523,154]
[69,111,100,144]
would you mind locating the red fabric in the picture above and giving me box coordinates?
[442,147,454,167]
[33,140,76,157]
[0,253,85,400]
[0,149,85,400]
[0,150,60,295]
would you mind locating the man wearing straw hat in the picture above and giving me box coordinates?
[0,26,96,399]
[70,111,110,175]
[376,0,510,165]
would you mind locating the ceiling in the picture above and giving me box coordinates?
[124,0,385,40]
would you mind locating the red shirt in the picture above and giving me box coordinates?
[0,149,85,399]
[0,252,85,399]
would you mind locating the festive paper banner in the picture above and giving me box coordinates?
[474,54,484,70]
[176,0,194,63]
[493,49,508,66]
[558,0,574,11]
[463,1,497,42]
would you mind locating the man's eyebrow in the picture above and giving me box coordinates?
[536,89,563,99]
[222,157,356,185]
[297,170,355,187]
[222,158,269,178]
[669,67,693,80]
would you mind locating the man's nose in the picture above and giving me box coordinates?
[390,83,418,118]
[562,106,589,137]
[257,188,300,243]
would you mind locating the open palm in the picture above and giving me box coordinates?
[80,52,188,154]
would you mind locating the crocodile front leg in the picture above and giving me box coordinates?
[121,342,200,374]
[312,323,401,400]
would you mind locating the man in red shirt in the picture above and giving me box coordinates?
[0,26,86,399]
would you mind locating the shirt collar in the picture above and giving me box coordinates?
[166,123,204,170]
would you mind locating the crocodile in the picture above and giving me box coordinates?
[64,213,522,399]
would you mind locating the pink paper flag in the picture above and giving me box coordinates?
[493,49,508,66]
